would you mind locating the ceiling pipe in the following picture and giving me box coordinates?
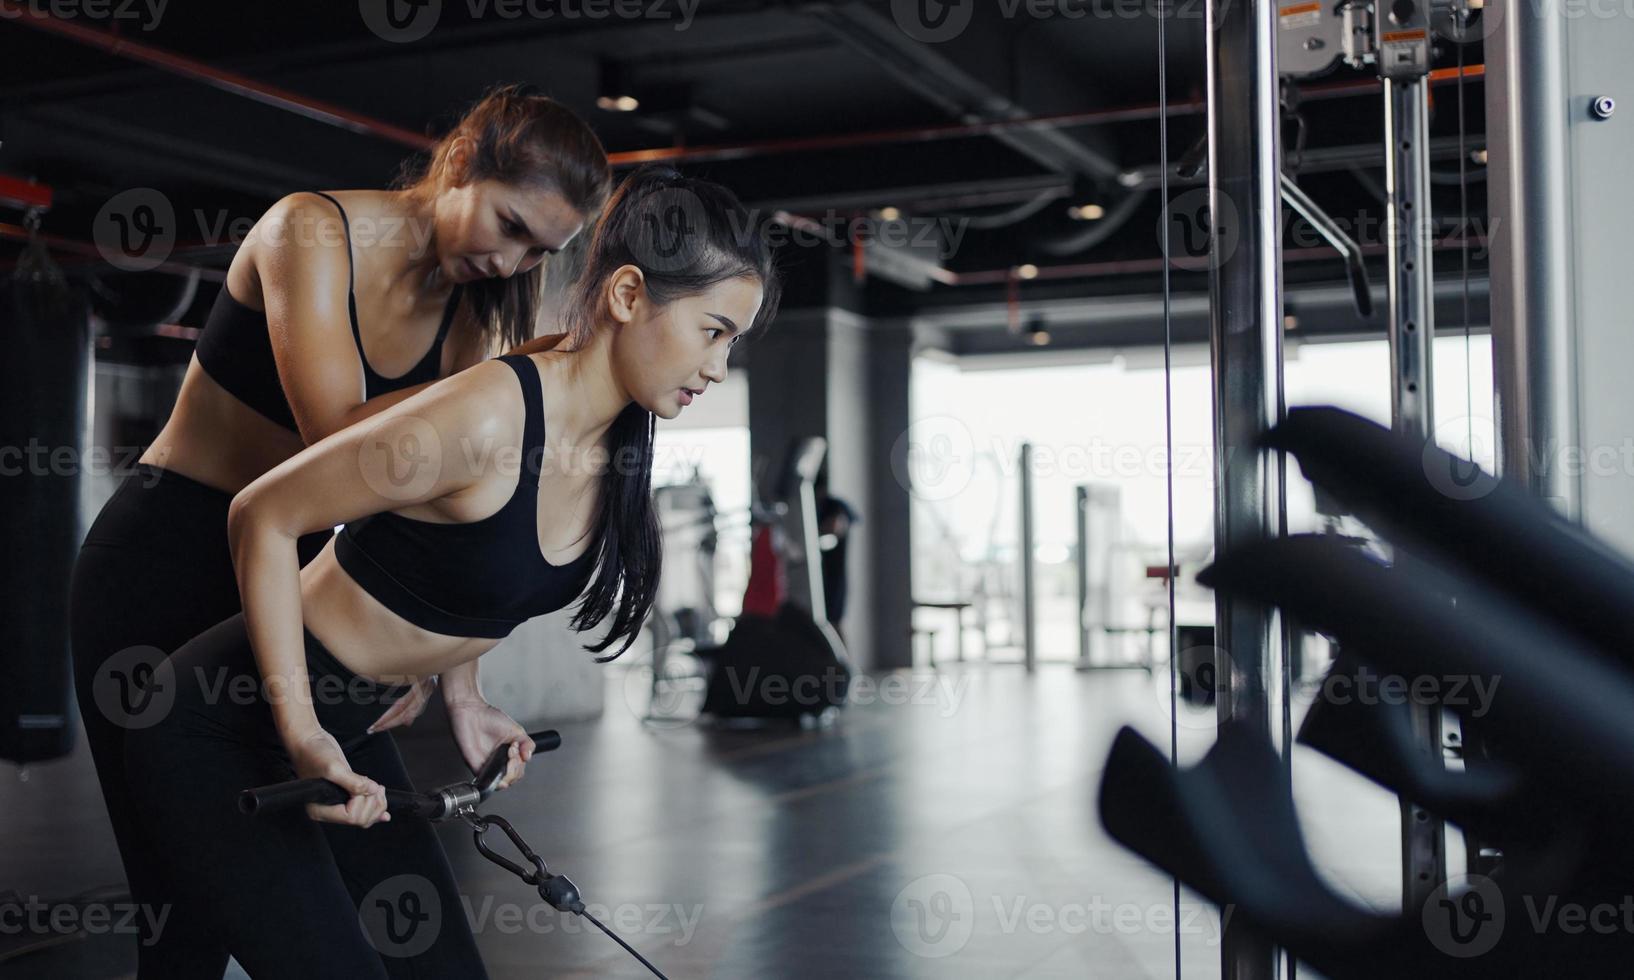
[3,2,433,149]
[939,237,1483,287]
[5,5,1483,174]
[0,223,226,281]
[612,66,1484,167]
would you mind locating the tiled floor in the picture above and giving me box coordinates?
[1,662,1402,979]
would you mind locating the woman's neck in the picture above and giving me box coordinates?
[535,329,631,450]
[377,188,454,300]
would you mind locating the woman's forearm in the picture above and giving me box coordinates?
[226,498,320,740]
[441,659,485,707]
[332,380,436,435]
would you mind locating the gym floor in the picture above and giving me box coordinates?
[2,663,1400,979]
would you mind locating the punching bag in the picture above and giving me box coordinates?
[0,232,90,764]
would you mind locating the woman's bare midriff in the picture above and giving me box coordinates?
[299,539,499,686]
[138,355,307,495]
[143,357,492,685]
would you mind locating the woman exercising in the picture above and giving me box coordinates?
[120,166,780,978]
[68,84,609,977]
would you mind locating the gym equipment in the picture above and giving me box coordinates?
[243,730,672,979]
[0,209,89,766]
[696,436,851,725]
[651,475,725,652]
[87,267,200,338]
[1102,407,1634,976]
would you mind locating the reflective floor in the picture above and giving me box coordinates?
[1,662,1401,979]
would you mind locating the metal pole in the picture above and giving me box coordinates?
[1206,0,1286,973]
[1075,485,1092,668]
[1385,73,1449,917]
[1020,442,1037,673]
[1387,79,1436,437]
[1487,0,1580,515]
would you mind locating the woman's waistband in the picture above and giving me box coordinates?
[80,463,331,564]
[156,614,411,744]
[302,626,412,701]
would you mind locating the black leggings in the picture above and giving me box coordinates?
[120,612,487,979]
[66,463,457,978]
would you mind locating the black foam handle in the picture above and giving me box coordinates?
[472,729,563,794]
[239,779,422,816]
[238,777,347,815]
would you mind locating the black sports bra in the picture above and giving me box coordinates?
[194,191,462,433]
[333,354,600,639]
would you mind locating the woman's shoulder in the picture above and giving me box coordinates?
[242,192,354,277]
[502,333,570,357]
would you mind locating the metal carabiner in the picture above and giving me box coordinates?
[467,812,550,886]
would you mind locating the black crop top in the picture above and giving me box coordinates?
[194,191,462,433]
[334,354,600,639]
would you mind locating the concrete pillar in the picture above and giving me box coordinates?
[747,303,915,674]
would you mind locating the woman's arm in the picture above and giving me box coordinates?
[437,657,533,786]
[225,356,525,741]
[440,659,484,708]
[254,193,494,443]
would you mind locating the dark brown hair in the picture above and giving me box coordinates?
[397,83,612,353]
[561,165,782,660]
